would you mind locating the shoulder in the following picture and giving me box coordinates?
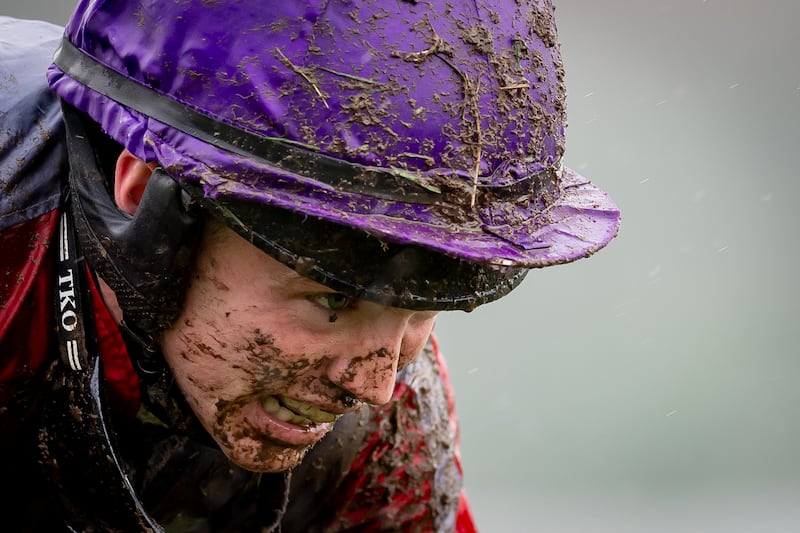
[0,16,67,233]
[0,18,65,389]
[0,16,64,64]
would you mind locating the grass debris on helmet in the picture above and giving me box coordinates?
[50,0,620,319]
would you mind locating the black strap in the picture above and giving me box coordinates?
[43,206,166,531]
[53,208,92,372]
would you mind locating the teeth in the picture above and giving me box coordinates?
[281,397,339,423]
[261,395,338,425]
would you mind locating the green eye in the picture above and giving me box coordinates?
[314,293,353,311]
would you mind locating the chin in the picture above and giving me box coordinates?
[220,437,311,473]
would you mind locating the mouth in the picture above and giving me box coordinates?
[261,395,341,426]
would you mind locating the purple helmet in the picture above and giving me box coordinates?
[49,0,619,317]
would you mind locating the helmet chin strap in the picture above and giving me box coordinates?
[61,102,201,339]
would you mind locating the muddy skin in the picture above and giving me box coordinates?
[253,328,271,345]
[174,323,369,469]
[216,401,307,455]
[174,298,425,478]
[194,341,226,360]
[335,347,394,389]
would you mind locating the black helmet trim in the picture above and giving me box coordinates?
[181,179,529,312]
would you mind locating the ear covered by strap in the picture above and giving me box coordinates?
[61,102,201,335]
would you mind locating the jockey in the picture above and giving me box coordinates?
[0,1,619,530]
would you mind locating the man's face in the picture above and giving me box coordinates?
[159,222,438,472]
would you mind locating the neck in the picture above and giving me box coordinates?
[97,276,124,325]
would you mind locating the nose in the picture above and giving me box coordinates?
[326,308,434,406]
[327,347,397,406]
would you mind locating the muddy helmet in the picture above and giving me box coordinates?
[49,0,619,332]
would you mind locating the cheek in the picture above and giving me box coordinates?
[398,317,437,368]
[164,317,324,402]
[161,338,238,416]
[231,330,323,389]
[160,319,256,418]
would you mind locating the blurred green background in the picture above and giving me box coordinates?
[3,1,798,531]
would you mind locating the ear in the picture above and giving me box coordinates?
[114,149,157,215]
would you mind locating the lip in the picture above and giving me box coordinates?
[242,400,336,448]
